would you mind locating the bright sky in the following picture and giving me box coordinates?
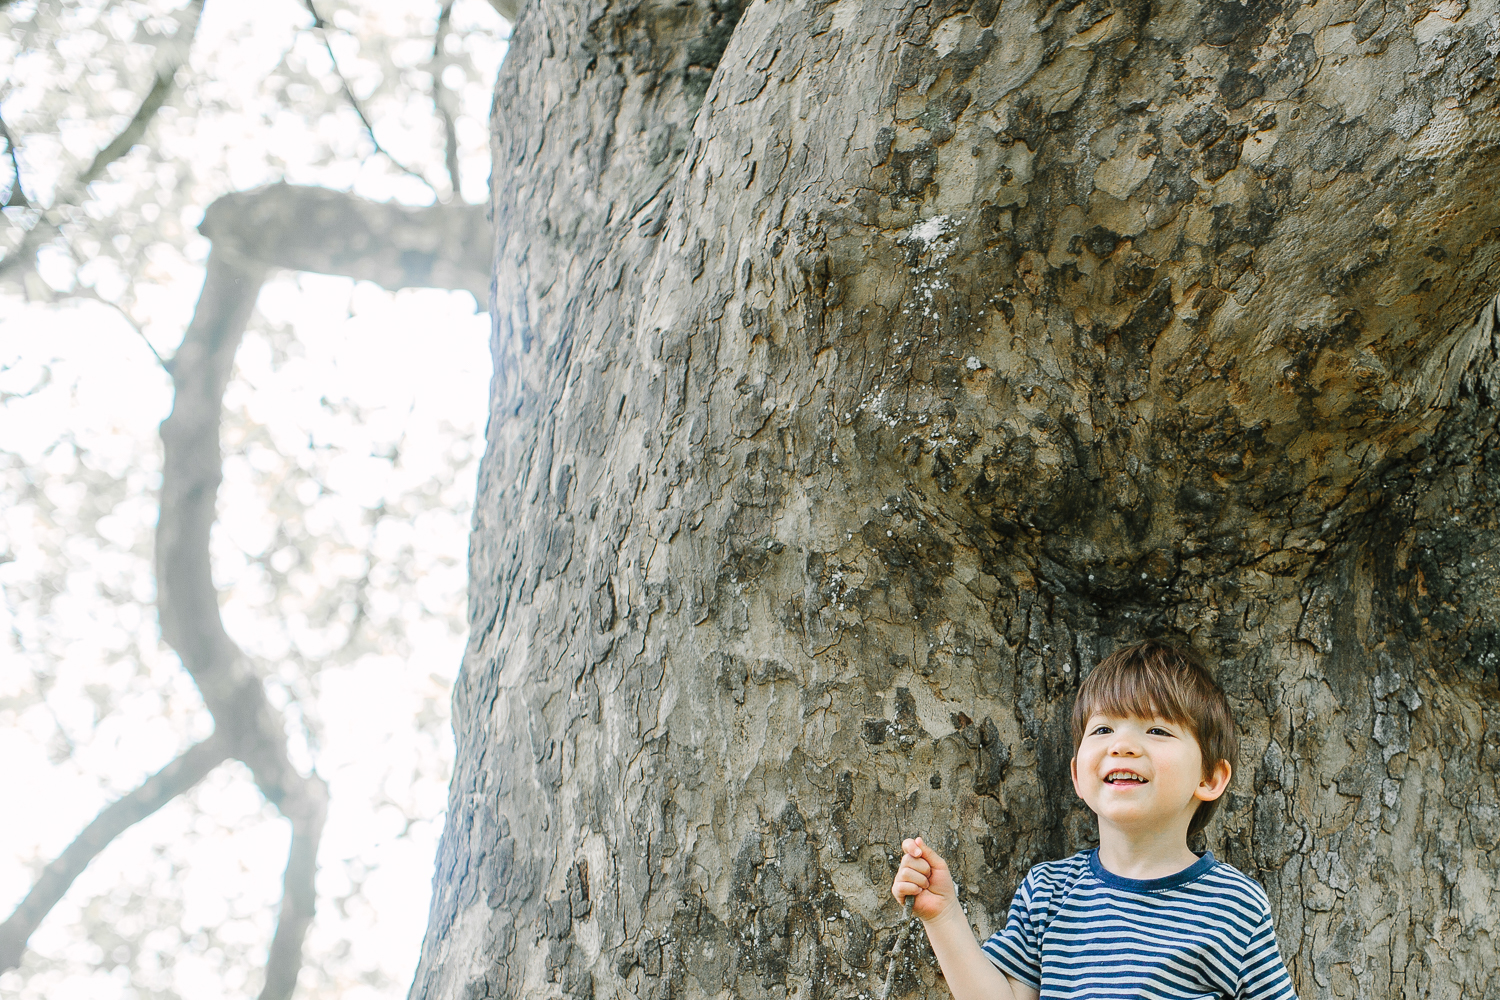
[0,1,505,997]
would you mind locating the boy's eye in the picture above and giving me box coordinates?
[1090,725,1112,735]
[1147,727,1172,736]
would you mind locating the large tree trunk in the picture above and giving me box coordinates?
[412,2,1500,998]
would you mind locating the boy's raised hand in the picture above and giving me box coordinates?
[891,837,957,922]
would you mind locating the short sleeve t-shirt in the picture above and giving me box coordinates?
[982,850,1297,1000]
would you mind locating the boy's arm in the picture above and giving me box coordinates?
[921,903,1039,1000]
[892,838,1039,1000]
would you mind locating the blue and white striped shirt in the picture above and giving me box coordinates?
[982,850,1297,1000]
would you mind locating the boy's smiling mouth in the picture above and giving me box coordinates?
[1103,770,1147,784]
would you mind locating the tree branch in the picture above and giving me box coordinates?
[81,0,204,188]
[430,1,462,200]
[152,185,488,990]
[257,775,329,1000]
[69,284,170,369]
[155,242,333,992]
[0,732,231,972]
[156,247,270,714]
[198,183,490,301]
[301,0,439,197]
[76,70,176,188]
[1,181,487,982]
[0,112,29,208]
[154,245,321,799]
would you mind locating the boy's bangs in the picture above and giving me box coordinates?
[1081,662,1196,729]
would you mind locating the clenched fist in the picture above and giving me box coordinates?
[890,836,959,923]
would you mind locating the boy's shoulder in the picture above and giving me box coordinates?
[1195,856,1275,912]
[1021,850,1093,890]
[1200,856,1266,887]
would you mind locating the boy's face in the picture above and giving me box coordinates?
[1070,712,1230,839]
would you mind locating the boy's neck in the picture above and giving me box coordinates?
[1095,823,1203,881]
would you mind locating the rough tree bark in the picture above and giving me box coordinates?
[415,2,1499,1000]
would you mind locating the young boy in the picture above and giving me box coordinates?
[891,640,1297,999]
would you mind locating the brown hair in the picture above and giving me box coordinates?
[1071,639,1239,838]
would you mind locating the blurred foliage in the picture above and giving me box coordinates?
[0,0,505,333]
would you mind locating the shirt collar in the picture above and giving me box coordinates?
[1088,848,1216,892]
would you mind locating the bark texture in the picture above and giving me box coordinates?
[416,2,1500,999]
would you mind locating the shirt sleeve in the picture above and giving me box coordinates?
[1237,899,1298,1000]
[980,870,1044,990]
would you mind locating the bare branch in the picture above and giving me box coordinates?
[69,284,170,369]
[153,236,336,995]
[81,0,205,188]
[257,775,329,1000]
[0,180,485,981]
[301,0,439,198]
[76,71,176,187]
[0,732,231,972]
[432,5,462,198]
[198,183,490,300]
[0,112,29,208]
[429,1,462,200]
[156,247,271,715]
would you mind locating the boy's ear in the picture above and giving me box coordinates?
[1069,756,1080,795]
[1195,759,1232,802]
